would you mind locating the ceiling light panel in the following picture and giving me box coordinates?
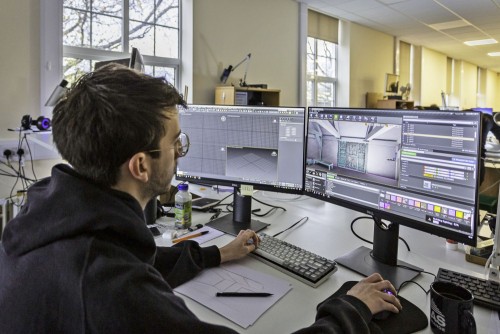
[428,20,470,30]
[464,39,498,46]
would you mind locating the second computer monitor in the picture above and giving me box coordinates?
[176,104,306,234]
[177,104,305,193]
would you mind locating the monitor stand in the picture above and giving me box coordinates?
[335,219,422,289]
[206,188,269,236]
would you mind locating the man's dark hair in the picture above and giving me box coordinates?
[52,64,186,186]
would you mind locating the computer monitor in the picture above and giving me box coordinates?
[129,47,145,72]
[385,73,399,94]
[94,47,144,72]
[304,107,482,288]
[176,104,306,234]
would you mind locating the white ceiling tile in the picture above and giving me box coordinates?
[306,0,500,71]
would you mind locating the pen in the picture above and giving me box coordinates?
[172,230,209,244]
[215,292,273,297]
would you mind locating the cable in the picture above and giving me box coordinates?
[251,196,286,217]
[397,280,429,295]
[350,216,411,252]
[272,216,309,238]
[350,216,374,244]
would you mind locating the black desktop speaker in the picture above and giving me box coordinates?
[21,115,52,131]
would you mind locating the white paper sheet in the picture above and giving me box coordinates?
[174,263,293,328]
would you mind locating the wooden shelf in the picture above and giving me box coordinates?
[215,86,280,106]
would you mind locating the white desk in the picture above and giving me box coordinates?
[156,187,496,333]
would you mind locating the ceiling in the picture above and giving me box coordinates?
[300,0,500,72]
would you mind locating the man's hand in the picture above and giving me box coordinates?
[346,273,402,315]
[219,229,260,263]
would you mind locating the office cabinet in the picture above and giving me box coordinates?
[377,99,414,110]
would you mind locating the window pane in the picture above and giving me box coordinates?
[317,82,334,107]
[63,57,92,84]
[145,65,175,84]
[307,80,314,106]
[93,0,122,16]
[130,0,155,23]
[130,20,155,55]
[64,0,90,11]
[157,0,179,28]
[63,8,91,47]
[306,38,315,76]
[317,40,334,58]
[93,14,122,50]
[61,1,180,90]
[316,55,334,78]
[156,26,178,58]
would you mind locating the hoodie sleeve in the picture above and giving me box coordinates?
[291,295,377,334]
[153,241,221,288]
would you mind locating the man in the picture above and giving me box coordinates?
[0,65,401,333]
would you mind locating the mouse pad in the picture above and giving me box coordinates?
[321,281,428,334]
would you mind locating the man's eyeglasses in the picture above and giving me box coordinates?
[146,132,190,157]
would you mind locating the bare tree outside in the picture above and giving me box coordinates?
[307,37,337,107]
[63,0,179,85]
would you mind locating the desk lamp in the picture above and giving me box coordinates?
[45,79,69,107]
[220,53,251,86]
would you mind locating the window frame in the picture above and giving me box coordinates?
[40,0,192,116]
[306,36,338,107]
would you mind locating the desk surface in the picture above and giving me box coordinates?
[156,186,497,333]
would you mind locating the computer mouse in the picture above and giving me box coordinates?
[373,310,391,320]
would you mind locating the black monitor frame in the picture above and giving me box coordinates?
[129,47,145,72]
[94,47,145,72]
[304,107,482,287]
[176,104,307,234]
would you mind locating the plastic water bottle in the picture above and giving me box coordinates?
[174,184,192,229]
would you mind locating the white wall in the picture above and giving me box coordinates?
[192,0,300,106]
[420,47,447,107]
[0,0,63,198]
[347,23,394,108]
[0,0,41,139]
[460,60,478,110]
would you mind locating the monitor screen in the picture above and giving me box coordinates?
[176,104,306,234]
[385,73,399,93]
[304,107,482,287]
[177,104,306,193]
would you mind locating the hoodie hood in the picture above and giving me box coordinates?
[2,164,155,261]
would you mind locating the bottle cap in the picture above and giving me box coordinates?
[178,183,188,191]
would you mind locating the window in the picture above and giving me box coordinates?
[306,10,338,107]
[62,0,180,85]
[307,37,337,107]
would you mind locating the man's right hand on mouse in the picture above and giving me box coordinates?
[346,273,403,316]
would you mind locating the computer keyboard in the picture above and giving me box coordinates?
[249,233,337,287]
[436,268,500,310]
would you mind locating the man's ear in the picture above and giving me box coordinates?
[128,152,150,183]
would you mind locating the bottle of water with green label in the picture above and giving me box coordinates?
[174,184,192,229]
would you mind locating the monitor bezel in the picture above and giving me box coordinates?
[129,47,145,72]
[304,107,482,247]
[175,104,307,195]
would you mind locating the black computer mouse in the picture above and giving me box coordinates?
[373,310,391,320]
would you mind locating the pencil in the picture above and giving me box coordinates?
[172,230,209,244]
